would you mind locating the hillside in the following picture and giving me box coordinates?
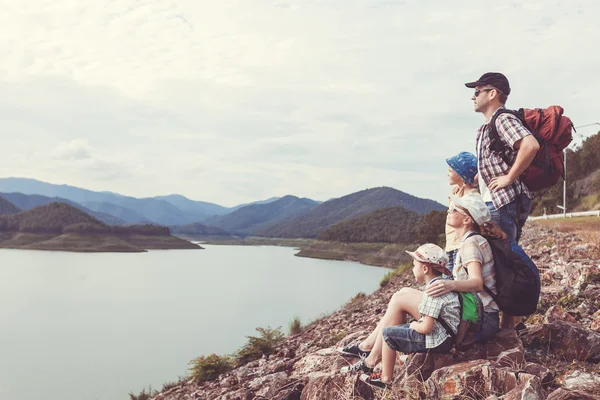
[0,192,126,225]
[531,130,600,215]
[0,203,200,252]
[0,196,20,216]
[142,221,600,400]
[170,222,232,237]
[317,206,422,243]
[257,187,445,238]
[204,195,319,235]
[80,200,148,224]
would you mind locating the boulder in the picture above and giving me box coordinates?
[544,305,578,324]
[502,376,544,400]
[300,374,373,400]
[562,370,600,393]
[546,388,600,400]
[522,320,600,362]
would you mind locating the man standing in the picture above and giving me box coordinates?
[465,72,540,330]
[465,72,539,244]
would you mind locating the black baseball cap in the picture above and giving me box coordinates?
[465,72,511,95]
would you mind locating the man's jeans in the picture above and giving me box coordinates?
[486,194,532,243]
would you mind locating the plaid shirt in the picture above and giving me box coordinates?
[476,107,533,210]
[418,278,461,348]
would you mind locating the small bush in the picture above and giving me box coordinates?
[324,328,347,348]
[380,271,394,287]
[380,262,412,287]
[289,316,302,335]
[235,326,285,365]
[349,292,366,303]
[128,387,158,400]
[188,354,233,383]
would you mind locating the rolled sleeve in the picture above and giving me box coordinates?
[418,293,443,319]
[496,113,532,150]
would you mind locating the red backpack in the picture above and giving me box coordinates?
[489,106,574,191]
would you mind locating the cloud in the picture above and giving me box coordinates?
[0,1,599,206]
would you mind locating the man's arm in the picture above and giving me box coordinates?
[489,114,540,191]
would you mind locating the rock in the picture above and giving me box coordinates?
[591,310,600,331]
[502,376,544,400]
[271,381,304,400]
[300,374,373,400]
[219,375,237,388]
[546,388,600,400]
[496,347,525,369]
[544,305,578,324]
[522,320,600,362]
[248,372,289,397]
[218,388,254,400]
[521,362,553,388]
[291,351,344,377]
[576,300,595,317]
[562,370,600,392]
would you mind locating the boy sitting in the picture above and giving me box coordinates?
[360,244,461,390]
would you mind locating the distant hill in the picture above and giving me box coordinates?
[79,201,147,224]
[205,195,319,235]
[170,223,232,237]
[0,196,21,216]
[228,197,283,212]
[0,202,107,233]
[317,206,422,243]
[153,194,230,220]
[0,202,199,252]
[257,187,446,238]
[532,130,600,215]
[0,178,199,225]
[0,192,126,225]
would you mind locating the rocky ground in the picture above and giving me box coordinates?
[146,222,600,400]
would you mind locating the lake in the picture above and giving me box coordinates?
[0,245,388,400]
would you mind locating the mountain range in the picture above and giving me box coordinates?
[0,178,281,226]
[0,178,446,239]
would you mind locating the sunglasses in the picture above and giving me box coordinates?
[474,88,494,97]
[448,204,470,217]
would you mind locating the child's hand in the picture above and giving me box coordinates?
[409,321,420,331]
[426,279,455,297]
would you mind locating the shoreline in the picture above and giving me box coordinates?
[0,232,202,253]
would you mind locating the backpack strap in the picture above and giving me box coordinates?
[488,108,533,166]
[462,232,499,305]
[438,293,462,343]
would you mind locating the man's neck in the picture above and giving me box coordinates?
[483,104,503,122]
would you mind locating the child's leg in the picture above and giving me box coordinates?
[380,336,397,383]
[363,288,423,367]
[380,324,428,383]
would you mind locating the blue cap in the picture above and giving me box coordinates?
[446,152,478,185]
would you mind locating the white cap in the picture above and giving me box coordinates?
[450,193,491,226]
[405,243,451,276]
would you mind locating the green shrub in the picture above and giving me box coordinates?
[235,326,285,365]
[289,316,302,335]
[128,387,158,400]
[380,262,412,288]
[188,354,233,383]
[380,270,394,287]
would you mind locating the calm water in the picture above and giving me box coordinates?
[0,245,388,400]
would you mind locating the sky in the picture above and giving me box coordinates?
[1,0,599,207]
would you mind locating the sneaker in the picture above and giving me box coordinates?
[515,322,529,337]
[340,359,374,374]
[359,372,389,390]
[338,344,370,358]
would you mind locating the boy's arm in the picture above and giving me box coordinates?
[410,315,435,335]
